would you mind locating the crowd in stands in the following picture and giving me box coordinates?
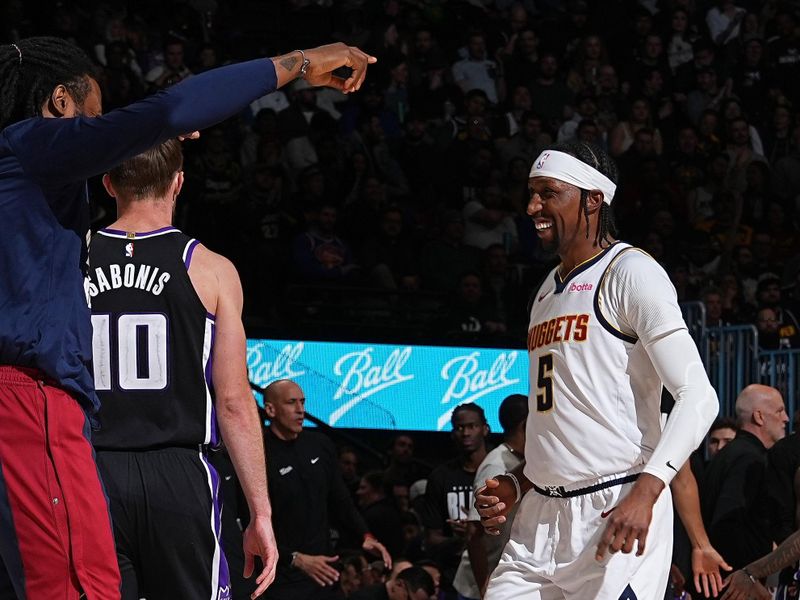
[5,0,800,597]
[7,0,799,346]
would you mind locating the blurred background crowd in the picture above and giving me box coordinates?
[4,0,798,347]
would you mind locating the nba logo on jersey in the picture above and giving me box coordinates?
[536,152,550,170]
[124,242,134,258]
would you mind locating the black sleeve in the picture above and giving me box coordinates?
[9,59,277,184]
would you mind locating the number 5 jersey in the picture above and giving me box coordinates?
[524,242,688,488]
[87,227,218,450]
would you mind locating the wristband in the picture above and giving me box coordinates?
[505,472,522,504]
[296,49,310,78]
[742,567,757,584]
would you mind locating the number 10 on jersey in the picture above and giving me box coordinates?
[91,313,168,390]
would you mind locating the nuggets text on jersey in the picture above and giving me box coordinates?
[527,314,589,352]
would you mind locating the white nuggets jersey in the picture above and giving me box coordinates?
[524,242,687,487]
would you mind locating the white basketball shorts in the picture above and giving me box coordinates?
[485,475,673,600]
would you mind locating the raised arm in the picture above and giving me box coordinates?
[12,44,375,183]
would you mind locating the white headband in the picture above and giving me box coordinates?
[529,150,617,205]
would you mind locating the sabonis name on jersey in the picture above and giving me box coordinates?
[86,263,171,299]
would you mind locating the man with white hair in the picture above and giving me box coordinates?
[475,141,719,598]
[702,385,788,572]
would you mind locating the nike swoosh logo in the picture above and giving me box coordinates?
[311,457,319,464]
[539,292,549,302]
[600,507,616,519]
[666,461,678,473]
[224,475,232,481]
[279,466,293,476]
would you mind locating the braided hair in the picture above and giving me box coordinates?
[548,141,618,248]
[0,37,96,131]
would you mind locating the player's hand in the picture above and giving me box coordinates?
[362,536,392,570]
[475,477,515,535]
[595,474,663,560]
[303,43,377,93]
[242,515,278,598]
[719,569,771,600]
[692,544,732,597]
[294,553,340,587]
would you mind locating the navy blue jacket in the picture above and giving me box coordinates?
[0,58,277,412]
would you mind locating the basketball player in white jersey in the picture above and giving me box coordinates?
[474,141,719,599]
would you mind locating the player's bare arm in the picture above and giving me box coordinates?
[671,462,731,597]
[271,43,377,92]
[191,246,278,598]
[465,521,490,593]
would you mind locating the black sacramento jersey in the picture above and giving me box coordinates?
[88,227,218,450]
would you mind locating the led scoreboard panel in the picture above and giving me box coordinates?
[247,339,528,431]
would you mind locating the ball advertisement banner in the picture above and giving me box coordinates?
[247,338,529,431]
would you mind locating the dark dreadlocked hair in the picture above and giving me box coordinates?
[0,37,96,131]
[547,141,619,248]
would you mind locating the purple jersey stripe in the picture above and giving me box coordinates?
[100,226,178,237]
[184,240,200,269]
[202,454,230,599]
[205,321,220,448]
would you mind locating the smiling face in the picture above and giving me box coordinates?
[526,176,584,254]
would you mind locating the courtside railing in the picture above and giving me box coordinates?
[760,349,800,420]
[679,303,800,417]
[703,325,760,416]
[680,301,707,349]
